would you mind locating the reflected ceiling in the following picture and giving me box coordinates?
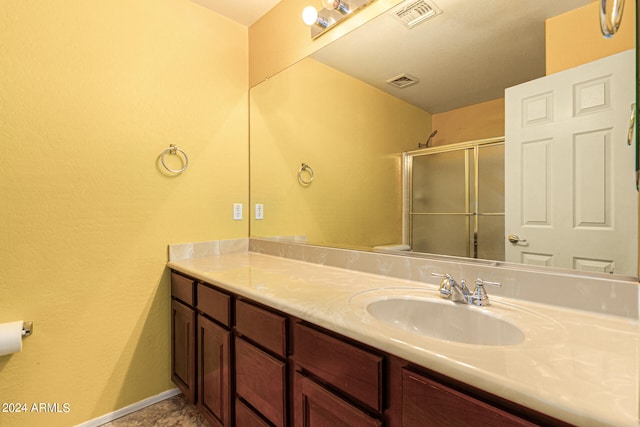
[312,0,592,113]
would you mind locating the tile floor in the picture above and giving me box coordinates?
[100,394,210,427]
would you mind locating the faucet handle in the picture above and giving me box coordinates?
[470,278,501,306]
[476,278,501,288]
[431,273,456,298]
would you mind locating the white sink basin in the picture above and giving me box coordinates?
[365,297,525,346]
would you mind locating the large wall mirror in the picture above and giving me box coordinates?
[250,0,638,278]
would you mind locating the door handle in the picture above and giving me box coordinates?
[507,233,527,244]
[627,103,635,146]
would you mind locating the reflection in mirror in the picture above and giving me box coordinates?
[404,138,505,261]
[250,0,638,278]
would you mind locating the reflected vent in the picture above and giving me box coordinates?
[392,0,442,28]
[387,73,420,88]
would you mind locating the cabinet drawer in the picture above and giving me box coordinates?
[236,399,271,427]
[197,283,231,327]
[235,299,287,357]
[171,272,194,306]
[292,323,383,412]
[402,369,536,427]
[294,372,382,427]
[236,338,287,427]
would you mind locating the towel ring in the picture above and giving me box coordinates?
[161,144,189,173]
[298,163,314,185]
[600,0,625,38]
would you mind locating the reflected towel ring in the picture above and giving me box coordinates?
[298,163,314,185]
[600,0,625,38]
[161,144,189,173]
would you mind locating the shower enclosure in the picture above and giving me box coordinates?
[402,137,505,261]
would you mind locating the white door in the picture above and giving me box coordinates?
[505,49,637,276]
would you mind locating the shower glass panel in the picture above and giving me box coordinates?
[405,138,505,260]
[477,143,505,261]
[477,215,504,260]
[478,144,505,213]
[411,150,467,214]
[412,215,469,257]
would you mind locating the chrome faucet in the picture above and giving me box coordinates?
[431,274,501,306]
[433,273,471,303]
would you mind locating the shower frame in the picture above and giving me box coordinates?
[402,136,505,259]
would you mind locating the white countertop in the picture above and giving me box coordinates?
[168,251,639,427]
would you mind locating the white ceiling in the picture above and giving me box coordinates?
[190,0,282,26]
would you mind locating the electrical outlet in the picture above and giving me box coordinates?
[255,204,264,220]
[233,203,243,220]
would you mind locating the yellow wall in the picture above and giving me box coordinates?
[431,98,505,146]
[546,0,636,74]
[250,58,430,247]
[249,0,404,87]
[0,1,248,426]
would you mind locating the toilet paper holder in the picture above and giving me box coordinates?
[22,321,33,337]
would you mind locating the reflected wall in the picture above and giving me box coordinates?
[250,57,430,248]
[249,0,638,275]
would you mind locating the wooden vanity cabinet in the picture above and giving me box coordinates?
[196,283,232,427]
[234,299,289,427]
[236,398,272,427]
[402,368,536,427]
[170,272,196,403]
[292,322,385,427]
[293,372,382,427]
[170,269,575,427]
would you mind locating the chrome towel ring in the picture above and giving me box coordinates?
[600,0,625,38]
[161,144,189,173]
[298,163,314,185]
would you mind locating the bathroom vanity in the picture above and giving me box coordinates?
[168,239,639,427]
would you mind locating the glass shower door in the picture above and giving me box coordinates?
[477,143,505,261]
[410,149,472,257]
[407,139,505,260]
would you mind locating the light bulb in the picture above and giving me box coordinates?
[321,0,349,14]
[321,0,339,9]
[302,6,319,26]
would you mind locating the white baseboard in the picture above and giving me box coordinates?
[74,388,181,427]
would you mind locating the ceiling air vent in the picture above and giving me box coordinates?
[392,0,442,29]
[386,73,420,88]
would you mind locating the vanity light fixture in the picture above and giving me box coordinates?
[322,0,349,14]
[302,6,329,28]
[302,0,376,39]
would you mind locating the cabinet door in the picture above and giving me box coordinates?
[171,299,196,403]
[236,399,272,427]
[198,315,231,427]
[236,338,287,427]
[293,373,382,427]
[402,369,536,427]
